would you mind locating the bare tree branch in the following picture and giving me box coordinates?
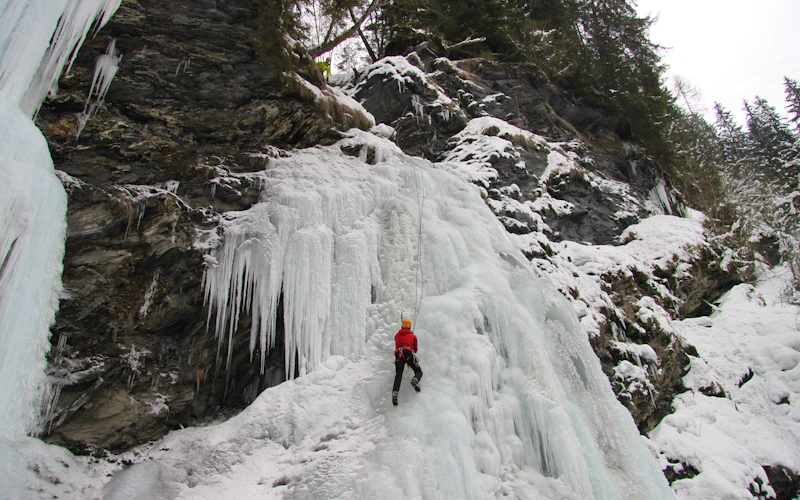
[349,7,377,62]
[310,0,384,59]
[322,18,336,47]
[444,36,486,51]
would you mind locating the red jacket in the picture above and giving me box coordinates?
[394,328,418,353]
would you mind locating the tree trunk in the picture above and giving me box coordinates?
[350,7,377,62]
[310,0,383,58]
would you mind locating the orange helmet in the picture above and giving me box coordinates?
[402,319,412,329]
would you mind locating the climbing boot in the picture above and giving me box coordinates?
[392,391,399,406]
[411,377,421,392]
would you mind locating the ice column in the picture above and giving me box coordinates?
[203,142,394,378]
[0,95,66,441]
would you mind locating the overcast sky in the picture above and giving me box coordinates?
[634,0,800,125]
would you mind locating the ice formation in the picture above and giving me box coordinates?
[199,129,675,498]
[0,0,122,116]
[0,0,121,493]
[0,91,66,441]
[76,38,122,137]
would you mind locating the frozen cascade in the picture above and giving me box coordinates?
[0,0,121,493]
[203,136,393,376]
[0,94,66,441]
[199,129,675,498]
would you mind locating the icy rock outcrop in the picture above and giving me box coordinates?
[348,52,668,247]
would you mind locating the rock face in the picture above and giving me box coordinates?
[37,0,363,453]
[350,54,667,247]
[37,1,739,465]
[764,465,800,500]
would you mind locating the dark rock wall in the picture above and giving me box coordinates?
[351,53,664,247]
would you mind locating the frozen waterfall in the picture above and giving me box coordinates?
[0,0,121,493]
[197,130,675,499]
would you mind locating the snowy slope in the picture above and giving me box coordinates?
[651,269,800,499]
[532,211,800,498]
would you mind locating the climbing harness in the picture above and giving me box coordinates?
[394,345,421,365]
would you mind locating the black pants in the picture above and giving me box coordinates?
[393,349,423,392]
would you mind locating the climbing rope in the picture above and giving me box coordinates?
[412,160,426,327]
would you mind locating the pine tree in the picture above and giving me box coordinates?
[778,79,800,294]
[785,76,800,134]
[741,96,800,290]
[378,0,673,159]
[713,102,748,167]
[379,0,524,57]
[744,96,799,185]
[530,0,671,154]
[666,105,726,217]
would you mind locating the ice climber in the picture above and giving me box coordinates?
[316,56,331,80]
[392,319,423,406]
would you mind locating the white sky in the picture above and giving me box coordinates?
[634,0,800,125]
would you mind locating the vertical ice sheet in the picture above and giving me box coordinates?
[330,223,379,359]
[283,225,334,377]
[0,94,67,496]
[0,95,66,440]
[201,130,675,498]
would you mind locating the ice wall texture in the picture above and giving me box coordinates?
[202,130,675,499]
[0,0,120,490]
[0,95,66,439]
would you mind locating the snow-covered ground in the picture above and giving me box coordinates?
[652,267,800,499]
[545,218,800,498]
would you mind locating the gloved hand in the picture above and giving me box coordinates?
[413,352,420,364]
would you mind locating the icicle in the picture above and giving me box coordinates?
[411,94,424,124]
[76,38,122,138]
[0,0,123,117]
[282,226,333,377]
[138,272,159,317]
[203,133,391,378]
